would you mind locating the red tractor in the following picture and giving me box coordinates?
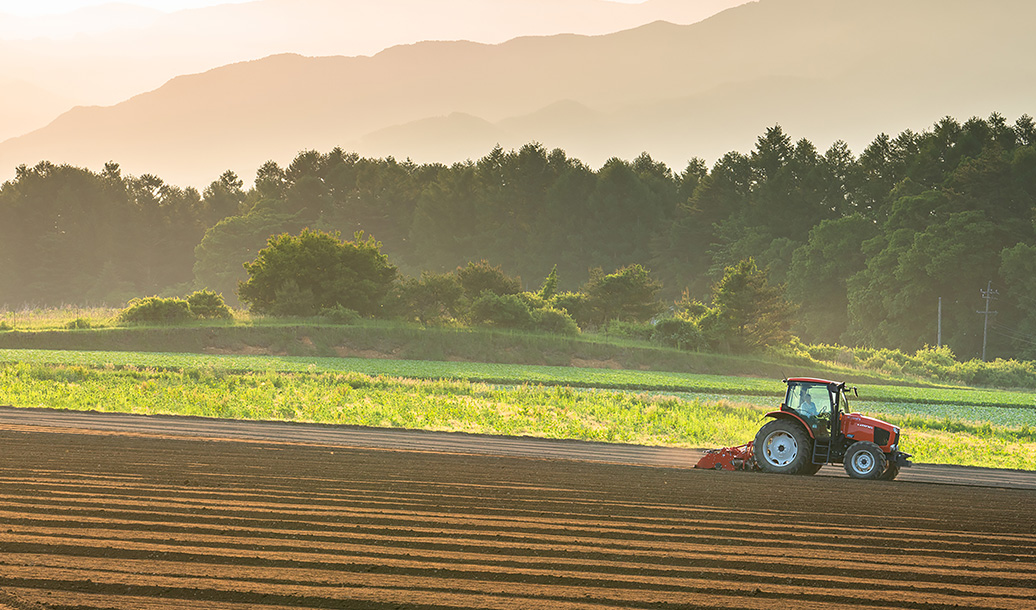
[697,377,912,480]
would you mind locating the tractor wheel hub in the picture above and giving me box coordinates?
[762,430,798,466]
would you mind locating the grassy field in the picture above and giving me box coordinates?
[2,348,1034,408]
[0,362,763,447]
[2,358,1034,470]
[2,312,1035,470]
[0,317,897,384]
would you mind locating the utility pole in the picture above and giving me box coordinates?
[937,297,942,348]
[977,281,998,361]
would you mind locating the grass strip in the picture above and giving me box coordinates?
[2,362,1033,470]
[2,348,1034,409]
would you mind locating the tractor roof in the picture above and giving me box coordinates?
[785,377,842,385]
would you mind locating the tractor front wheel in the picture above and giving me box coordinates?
[753,419,812,475]
[844,442,887,479]
[879,461,901,481]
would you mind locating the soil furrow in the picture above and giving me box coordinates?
[1,424,1034,609]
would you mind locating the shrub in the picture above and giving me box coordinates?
[651,317,706,351]
[120,297,193,324]
[321,304,361,324]
[551,291,592,327]
[456,260,521,299]
[187,290,233,319]
[950,358,1036,389]
[532,307,580,335]
[804,343,843,362]
[0,321,12,331]
[517,291,548,311]
[582,264,662,325]
[397,272,464,324]
[601,319,654,341]
[65,317,93,330]
[468,291,534,329]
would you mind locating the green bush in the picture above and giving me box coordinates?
[65,317,93,330]
[651,317,706,351]
[601,319,654,341]
[804,343,844,362]
[187,290,233,319]
[120,297,193,324]
[321,304,361,324]
[396,272,464,324]
[950,358,1036,389]
[793,341,1036,389]
[551,291,592,327]
[468,291,534,329]
[0,321,12,332]
[533,307,580,335]
[582,264,662,326]
[517,291,548,311]
[456,260,521,299]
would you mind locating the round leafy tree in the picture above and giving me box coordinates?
[187,289,233,319]
[582,264,662,325]
[455,259,521,300]
[239,229,397,317]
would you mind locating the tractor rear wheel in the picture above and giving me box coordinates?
[844,442,887,479]
[753,419,812,475]
[798,461,824,476]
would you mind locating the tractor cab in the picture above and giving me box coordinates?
[782,378,840,440]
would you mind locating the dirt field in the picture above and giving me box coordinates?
[1,410,1035,609]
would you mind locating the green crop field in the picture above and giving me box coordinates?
[1,351,1034,470]
[3,348,1034,407]
[0,362,763,448]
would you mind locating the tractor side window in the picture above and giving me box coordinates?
[786,386,802,411]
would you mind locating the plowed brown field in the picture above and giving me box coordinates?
[1,411,1035,610]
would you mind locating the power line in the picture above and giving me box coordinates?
[990,322,1036,348]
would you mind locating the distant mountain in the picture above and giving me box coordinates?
[2,0,1034,186]
[0,0,749,140]
[0,79,77,147]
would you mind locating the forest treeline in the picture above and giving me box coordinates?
[2,113,1036,360]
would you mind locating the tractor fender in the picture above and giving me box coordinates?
[763,410,815,439]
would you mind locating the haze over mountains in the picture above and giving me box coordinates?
[0,0,746,141]
[2,0,1034,187]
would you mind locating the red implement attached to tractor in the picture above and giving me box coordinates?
[696,377,912,480]
[695,442,756,471]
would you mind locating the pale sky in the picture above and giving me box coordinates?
[0,0,252,16]
[0,0,645,17]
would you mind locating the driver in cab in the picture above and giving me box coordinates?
[800,389,818,417]
[798,388,830,435]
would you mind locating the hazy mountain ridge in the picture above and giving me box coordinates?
[2,0,1034,186]
[0,0,749,141]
